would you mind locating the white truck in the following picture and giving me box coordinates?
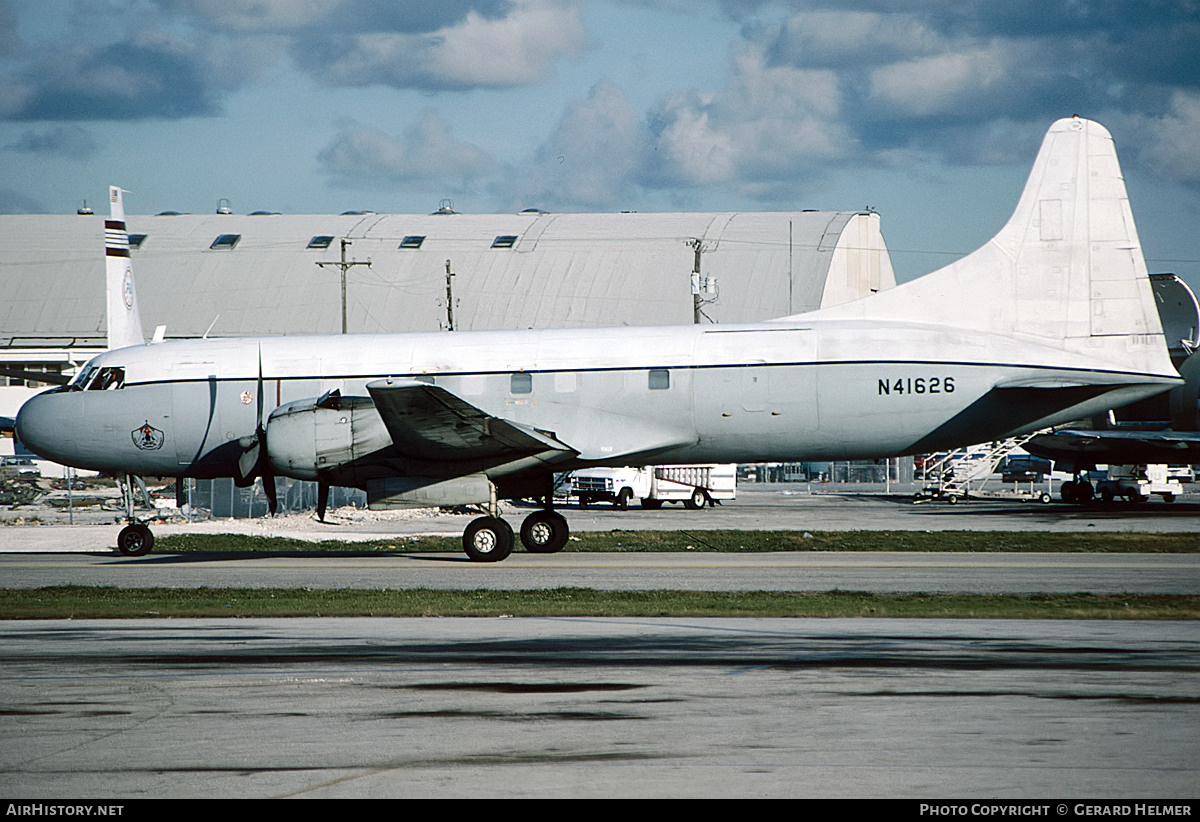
[1097,464,1188,503]
[568,464,736,510]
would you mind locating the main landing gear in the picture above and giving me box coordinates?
[462,506,570,562]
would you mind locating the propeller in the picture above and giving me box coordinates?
[236,347,278,516]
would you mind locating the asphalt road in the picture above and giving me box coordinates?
[2,550,1198,594]
[1,617,1196,799]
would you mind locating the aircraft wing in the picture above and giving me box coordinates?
[365,379,578,463]
[1026,429,1200,465]
[0,367,70,386]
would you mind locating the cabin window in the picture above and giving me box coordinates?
[307,235,334,249]
[648,368,670,390]
[399,235,426,249]
[491,235,518,249]
[210,234,241,250]
[510,372,532,394]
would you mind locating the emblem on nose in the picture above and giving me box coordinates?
[132,421,165,450]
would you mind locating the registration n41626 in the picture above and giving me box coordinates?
[878,377,955,396]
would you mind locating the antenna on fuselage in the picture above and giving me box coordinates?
[105,186,147,350]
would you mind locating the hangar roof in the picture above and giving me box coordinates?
[1,209,894,351]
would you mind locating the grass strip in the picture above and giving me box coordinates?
[1,586,1195,620]
[154,530,1200,554]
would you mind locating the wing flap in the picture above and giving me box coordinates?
[366,379,576,462]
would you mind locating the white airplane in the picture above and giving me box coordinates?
[15,117,1182,559]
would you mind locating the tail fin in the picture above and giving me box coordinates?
[105,186,146,350]
[810,118,1175,378]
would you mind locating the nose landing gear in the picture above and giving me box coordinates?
[115,474,155,556]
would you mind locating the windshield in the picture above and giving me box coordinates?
[70,362,98,389]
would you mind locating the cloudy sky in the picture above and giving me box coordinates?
[1,0,1198,287]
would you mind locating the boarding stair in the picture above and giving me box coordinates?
[916,432,1046,503]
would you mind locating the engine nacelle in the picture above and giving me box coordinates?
[266,392,391,481]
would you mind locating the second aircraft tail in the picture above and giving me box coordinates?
[105,186,146,350]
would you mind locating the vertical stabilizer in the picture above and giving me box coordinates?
[808,118,1175,378]
[105,186,145,350]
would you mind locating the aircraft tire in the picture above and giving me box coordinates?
[640,498,662,510]
[116,524,154,557]
[463,516,514,562]
[520,510,569,554]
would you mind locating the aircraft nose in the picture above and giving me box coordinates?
[15,390,76,464]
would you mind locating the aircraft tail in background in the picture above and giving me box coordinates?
[105,186,145,351]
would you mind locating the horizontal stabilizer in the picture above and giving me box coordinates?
[1027,428,1200,465]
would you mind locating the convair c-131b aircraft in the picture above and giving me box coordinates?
[16,118,1183,560]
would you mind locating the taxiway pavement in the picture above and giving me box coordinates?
[1,617,1196,799]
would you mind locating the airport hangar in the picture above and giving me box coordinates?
[0,206,896,492]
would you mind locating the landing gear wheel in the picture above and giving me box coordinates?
[116,523,154,557]
[684,488,706,510]
[463,516,514,562]
[520,510,570,554]
[1060,480,1076,503]
[640,498,662,510]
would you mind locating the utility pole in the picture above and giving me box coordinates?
[688,238,716,324]
[444,259,456,331]
[317,239,371,334]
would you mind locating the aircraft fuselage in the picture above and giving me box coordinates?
[16,319,1176,483]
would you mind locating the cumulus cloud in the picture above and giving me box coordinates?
[0,25,243,120]
[292,0,587,91]
[319,111,498,187]
[1136,91,1200,185]
[641,42,851,194]
[680,1,1200,179]
[0,0,583,122]
[517,80,651,208]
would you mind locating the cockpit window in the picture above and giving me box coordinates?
[70,364,97,390]
[86,367,125,390]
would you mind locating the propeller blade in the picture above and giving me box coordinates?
[254,345,279,517]
[237,439,259,480]
[317,481,329,522]
[263,474,278,516]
